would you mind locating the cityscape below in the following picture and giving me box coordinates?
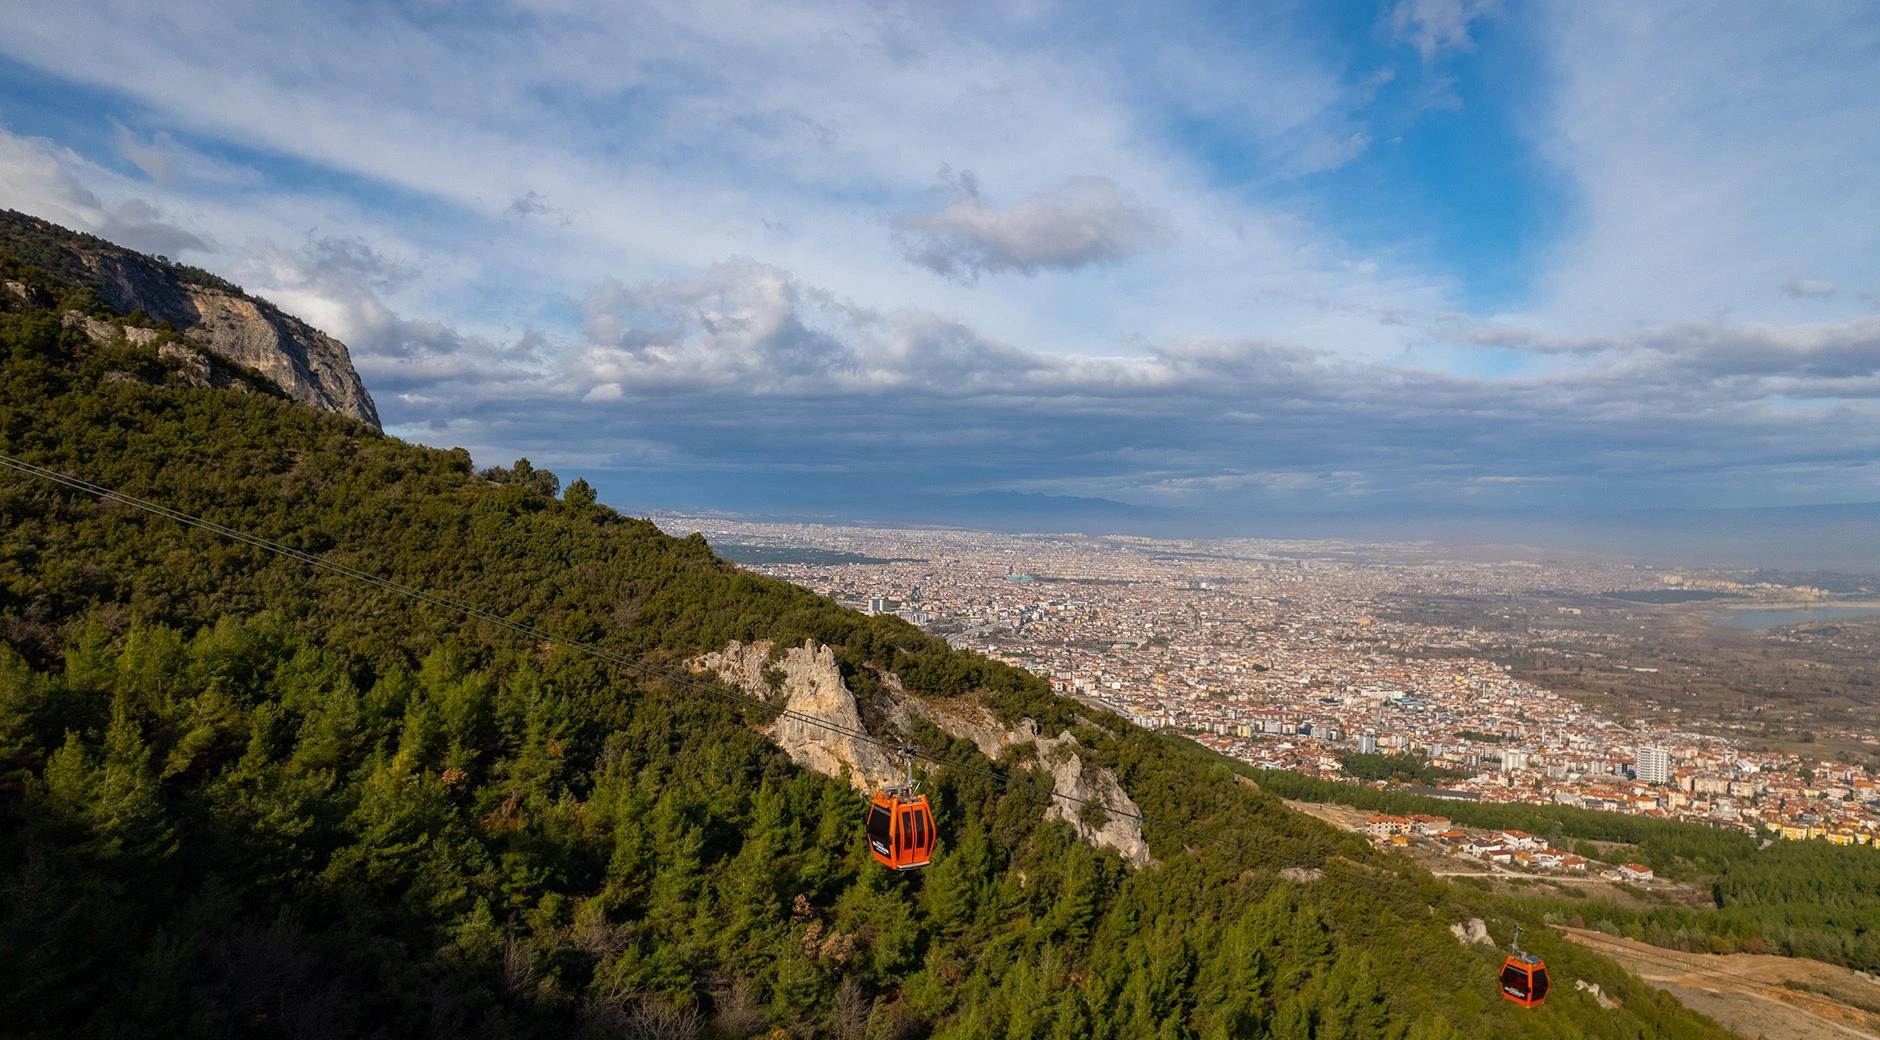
[664,515,1880,874]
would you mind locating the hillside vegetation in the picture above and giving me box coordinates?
[1246,757,1880,971]
[0,245,1735,1038]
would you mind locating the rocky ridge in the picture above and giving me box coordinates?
[697,639,1153,868]
[1,210,379,428]
[696,640,908,792]
[58,310,275,398]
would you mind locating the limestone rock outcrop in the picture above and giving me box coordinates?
[871,686,1153,868]
[3,209,379,427]
[61,310,269,397]
[697,639,1155,868]
[1450,918,1494,946]
[1574,979,1619,1009]
[696,640,906,792]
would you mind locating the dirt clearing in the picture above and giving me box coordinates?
[1558,926,1880,1040]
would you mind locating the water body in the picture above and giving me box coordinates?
[713,544,919,566]
[1605,589,1739,604]
[1711,606,1880,630]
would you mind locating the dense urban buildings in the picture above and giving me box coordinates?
[664,515,1880,851]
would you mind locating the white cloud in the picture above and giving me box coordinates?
[1531,2,1880,330]
[1387,0,1501,61]
[0,127,208,257]
[5,2,1877,519]
[112,123,174,183]
[892,171,1165,282]
[1782,276,1838,300]
[0,0,1442,365]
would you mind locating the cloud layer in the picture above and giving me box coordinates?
[1,0,1877,536]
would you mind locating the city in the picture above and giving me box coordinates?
[666,515,1880,866]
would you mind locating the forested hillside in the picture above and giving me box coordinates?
[0,241,1736,1038]
[1248,750,1880,972]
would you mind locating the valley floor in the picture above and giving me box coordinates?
[1556,928,1880,1040]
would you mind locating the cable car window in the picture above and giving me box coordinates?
[1529,968,1548,1001]
[868,803,893,855]
[1499,965,1526,997]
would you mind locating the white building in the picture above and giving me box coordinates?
[1636,746,1671,785]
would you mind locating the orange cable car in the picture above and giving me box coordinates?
[867,749,935,870]
[1498,925,1550,1008]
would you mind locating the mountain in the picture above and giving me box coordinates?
[859,491,1181,536]
[0,210,379,428]
[0,227,1734,1037]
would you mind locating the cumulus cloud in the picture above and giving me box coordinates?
[892,170,1166,283]
[112,123,175,183]
[505,259,1875,514]
[6,3,1877,522]
[0,127,208,257]
[92,197,211,258]
[231,233,550,399]
[1782,276,1838,299]
[577,257,1042,391]
[1387,0,1501,60]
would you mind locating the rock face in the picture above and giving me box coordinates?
[913,698,1153,868]
[697,640,906,793]
[1451,918,1494,946]
[63,311,161,349]
[1575,979,1619,1009]
[697,639,1154,868]
[61,311,268,397]
[1,209,379,428]
[1032,732,1155,868]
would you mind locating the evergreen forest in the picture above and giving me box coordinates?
[0,233,1748,1038]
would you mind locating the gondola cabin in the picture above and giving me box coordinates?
[1499,952,1549,1008]
[867,790,935,870]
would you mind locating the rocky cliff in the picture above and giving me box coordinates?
[696,640,909,792]
[0,209,379,428]
[697,639,1153,868]
[909,694,1154,868]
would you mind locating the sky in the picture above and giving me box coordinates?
[2,0,1878,554]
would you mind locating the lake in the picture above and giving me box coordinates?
[1605,589,1740,604]
[713,544,920,566]
[1711,605,1880,630]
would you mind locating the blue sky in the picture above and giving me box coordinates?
[2,0,1878,538]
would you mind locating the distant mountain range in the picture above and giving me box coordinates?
[694,491,1880,575]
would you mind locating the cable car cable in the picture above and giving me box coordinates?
[0,451,1258,861]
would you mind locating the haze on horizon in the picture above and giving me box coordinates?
[2,1,1877,570]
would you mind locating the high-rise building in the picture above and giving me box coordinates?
[1636,746,1671,784]
[866,595,889,616]
[1359,731,1378,755]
